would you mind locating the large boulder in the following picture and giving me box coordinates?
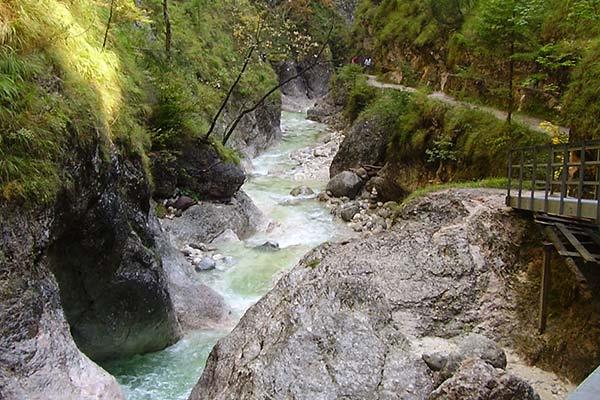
[330,114,389,177]
[326,171,364,199]
[151,139,246,200]
[189,189,537,400]
[161,191,264,247]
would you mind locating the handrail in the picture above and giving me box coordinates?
[507,140,600,224]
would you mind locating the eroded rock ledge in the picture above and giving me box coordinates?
[190,189,542,400]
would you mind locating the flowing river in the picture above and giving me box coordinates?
[102,111,351,399]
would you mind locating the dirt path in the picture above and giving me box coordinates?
[366,75,569,136]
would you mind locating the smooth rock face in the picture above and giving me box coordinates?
[46,157,181,361]
[330,115,389,177]
[161,191,263,247]
[326,171,364,199]
[0,149,182,398]
[190,190,537,400]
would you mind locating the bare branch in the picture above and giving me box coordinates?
[222,24,334,146]
[205,21,263,140]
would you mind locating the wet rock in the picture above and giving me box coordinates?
[430,359,541,400]
[255,241,280,251]
[194,257,217,272]
[317,192,330,202]
[340,204,360,222]
[290,186,315,197]
[326,171,364,199]
[211,229,241,245]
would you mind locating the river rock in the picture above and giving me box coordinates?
[151,214,230,331]
[170,196,196,211]
[189,189,538,399]
[195,257,217,272]
[340,204,360,222]
[290,186,315,197]
[326,171,364,199]
[458,334,507,369]
[429,359,541,400]
[161,191,262,247]
[255,241,280,251]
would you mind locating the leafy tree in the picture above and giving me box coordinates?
[563,39,600,141]
[469,0,544,123]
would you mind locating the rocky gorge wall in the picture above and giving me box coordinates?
[189,189,549,399]
[0,82,283,400]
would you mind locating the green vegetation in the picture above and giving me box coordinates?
[0,0,341,206]
[351,0,600,131]
[400,178,508,206]
[333,68,551,194]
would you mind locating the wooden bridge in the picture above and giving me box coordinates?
[508,140,600,265]
[507,140,600,399]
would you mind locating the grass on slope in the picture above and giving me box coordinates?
[0,0,276,205]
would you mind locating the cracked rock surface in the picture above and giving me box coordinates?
[189,189,542,400]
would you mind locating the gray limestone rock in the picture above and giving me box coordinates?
[326,171,364,199]
[189,190,536,400]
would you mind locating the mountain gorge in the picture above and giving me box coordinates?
[1,1,599,399]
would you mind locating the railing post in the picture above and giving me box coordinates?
[560,144,569,215]
[518,150,525,209]
[577,141,586,218]
[545,144,552,213]
[531,147,537,211]
[507,150,513,206]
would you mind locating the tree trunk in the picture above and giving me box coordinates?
[102,0,116,50]
[508,45,514,125]
[221,26,334,146]
[163,0,172,62]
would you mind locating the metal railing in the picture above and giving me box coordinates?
[507,140,600,223]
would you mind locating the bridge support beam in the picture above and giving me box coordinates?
[538,243,553,334]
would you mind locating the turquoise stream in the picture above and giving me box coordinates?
[102,111,349,399]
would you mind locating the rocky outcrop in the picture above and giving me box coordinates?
[151,216,231,331]
[228,97,282,159]
[274,59,333,101]
[161,191,263,247]
[151,139,246,200]
[330,114,389,177]
[190,189,539,399]
[0,144,182,398]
